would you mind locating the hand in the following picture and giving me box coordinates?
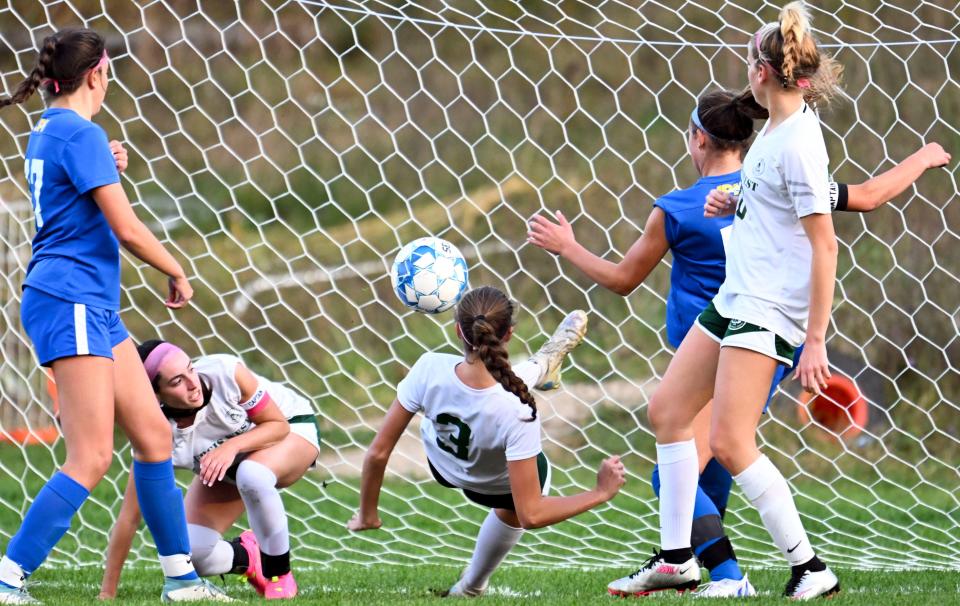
[97,591,115,601]
[347,511,382,532]
[527,210,576,255]
[109,140,128,173]
[198,441,239,486]
[704,188,736,218]
[595,455,626,499]
[165,275,193,309]
[915,142,951,169]
[794,339,831,394]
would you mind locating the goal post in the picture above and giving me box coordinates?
[0,0,957,570]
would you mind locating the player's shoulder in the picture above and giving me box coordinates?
[655,171,741,214]
[411,351,459,375]
[194,353,241,380]
[33,108,103,142]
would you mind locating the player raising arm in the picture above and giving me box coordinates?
[529,82,947,596]
[630,2,845,599]
[348,287,625,596]
[99,342,321,601]
[0,28,231,603]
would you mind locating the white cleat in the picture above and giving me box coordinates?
[0,583,38,605]
[695,574,757,598]
[784,567,839,600]
[529,310,588,391]
[161,578,234,602]
[607,551,700,597]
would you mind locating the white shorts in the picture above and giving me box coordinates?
[289,414,321,461]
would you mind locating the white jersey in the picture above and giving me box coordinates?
[396,352,541,495]
[170,354,314,474]
[714,103,831,346]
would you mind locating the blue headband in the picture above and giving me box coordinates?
[690,106,718,140]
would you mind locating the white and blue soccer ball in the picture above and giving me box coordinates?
[390,237,468,314]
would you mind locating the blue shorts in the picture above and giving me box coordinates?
[764,344,805,409]
[21,287,129,366]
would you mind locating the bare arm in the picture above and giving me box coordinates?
[508,456,625,530]
[845,143,951,212]
[91,183,192,308]
[99,472,142,600]
[198,363,290,486]
[795,213,838,394]
[348,400,416,531]
[527,209,670,296]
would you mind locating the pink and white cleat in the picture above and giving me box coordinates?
[263,572,298,600]
[607,550,700,597]
[238,530,267,596]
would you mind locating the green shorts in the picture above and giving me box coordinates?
[695,301,796,367]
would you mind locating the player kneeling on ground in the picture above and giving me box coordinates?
[348,286,625,596]
[99,342,321,601]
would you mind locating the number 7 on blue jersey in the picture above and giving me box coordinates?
[25,158,44,228]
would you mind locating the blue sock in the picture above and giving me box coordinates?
[5,471,89,578]
[652,465,743,582]
[133,459,198,581]
[699,458,733,517]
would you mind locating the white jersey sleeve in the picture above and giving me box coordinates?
[504,414,541,461]
[396,354,428,413]
[781,136,830,218]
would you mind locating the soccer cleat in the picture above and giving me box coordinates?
[0,583,38,605]
[263,572,298,600]
[607,550,700,597]
[694,574,757,598]
[529,310,588,391]
[161,577,234,602]
[444,578,485,598]
[238,530,267,596]
[784,567,839,600]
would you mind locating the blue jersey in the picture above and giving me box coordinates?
[23,108,121,310]
[654,171,740,347]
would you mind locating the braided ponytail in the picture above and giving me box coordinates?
[1,28,107,110]
[752,2,843,107]
[0,35,57,108]
[456,286,537,421]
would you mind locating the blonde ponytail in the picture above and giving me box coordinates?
[753,2,843,107]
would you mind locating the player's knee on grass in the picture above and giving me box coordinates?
[187,524,234,576]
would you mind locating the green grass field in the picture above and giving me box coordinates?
[1,438,958,604]
[18,565,960,605]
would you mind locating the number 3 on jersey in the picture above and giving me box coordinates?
[435,413,471,460]
[25,159,44,228]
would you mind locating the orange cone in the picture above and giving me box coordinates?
[797,374,868,439]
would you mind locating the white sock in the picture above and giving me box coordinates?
[187,524,235,576]
[513,360,542,388]
[459,510,524,592]
[734,455,814,565]
[236,460,289,555]
[657,439,698,551]
[0,556,25,589]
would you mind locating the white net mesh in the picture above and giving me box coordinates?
[0,0,958,571]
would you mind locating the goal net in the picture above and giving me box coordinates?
[0,0,957,571]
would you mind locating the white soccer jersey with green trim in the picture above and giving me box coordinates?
[396,352,542,495]
[714,103,832,347]
[170,354,313,474]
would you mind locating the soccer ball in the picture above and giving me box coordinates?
[390,237,468,313]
